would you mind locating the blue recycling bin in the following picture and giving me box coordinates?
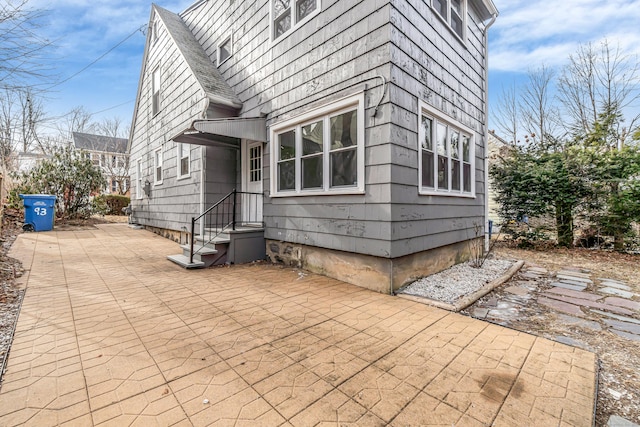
[20,194,57,232]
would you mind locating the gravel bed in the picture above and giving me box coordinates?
[398,259,515,304]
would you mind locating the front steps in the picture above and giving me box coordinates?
[168,226,265,269]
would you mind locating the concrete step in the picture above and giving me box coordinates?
[196,235,230,245]
[180,244,218,255]
[167,254,205,269]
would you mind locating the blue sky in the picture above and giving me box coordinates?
[21,0,640,134]
[488,0,640,113]
[24,0,194,132]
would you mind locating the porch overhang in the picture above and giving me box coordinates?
[172,117,267,148]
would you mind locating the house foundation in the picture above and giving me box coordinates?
[266,239,480,294]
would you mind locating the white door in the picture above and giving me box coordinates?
[243,141,263,224]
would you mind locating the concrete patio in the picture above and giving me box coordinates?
[0,224,597,426]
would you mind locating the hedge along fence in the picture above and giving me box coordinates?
[93,195,130,216]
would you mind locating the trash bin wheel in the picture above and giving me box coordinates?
[23,223,35,232]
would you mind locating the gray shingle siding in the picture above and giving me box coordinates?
[129,0,493,259]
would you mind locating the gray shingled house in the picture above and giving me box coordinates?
[128,0,498,293]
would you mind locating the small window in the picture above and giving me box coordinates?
[152,66,161,116]
[100,154,106,166]
[111,180,117,193]
[136,159,143,199]
[271,93,365,196]
[419,101,474,196]
[154,148,163,184]
[177,143,190,178]
[217,35,232,65]
[271,0,319,41]
[249,145,262,183]
[151,20,158,45]
[92,153,100,166]
[431,0,466,40]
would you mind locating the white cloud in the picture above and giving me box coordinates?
[490,0,640,73]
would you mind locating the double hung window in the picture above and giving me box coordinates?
[271,0,319,40]
[271,94,365,196]
[136,160,143,199]
[154,148,163,184]
[152,66,161,116]
[432,0,465,39]
[419,102,474,196]
[177,143,190,178]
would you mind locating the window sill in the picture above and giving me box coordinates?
[176,174,191,181]
[217,56,232,67]
[419,189,475,198]
[270,188,365,198]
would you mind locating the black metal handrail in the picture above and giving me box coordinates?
[189,189,263,264]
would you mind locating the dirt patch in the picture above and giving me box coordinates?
[478,244,640,426]
[0,209,26,385]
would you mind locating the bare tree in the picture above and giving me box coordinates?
[0,0,53,89]
[0,87,49,169]
[0,88,18,168]
[558,40,640,148]
[491,83,520,144]
[55,106,97,142]
[491,67,563,150]
[96,116,129,138]
[520,66,563,150]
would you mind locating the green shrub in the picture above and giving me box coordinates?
[93,194,130,216]
[8,146,105,219]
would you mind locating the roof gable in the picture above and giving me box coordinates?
[153,4,241,109]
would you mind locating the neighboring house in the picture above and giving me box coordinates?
[72,132,130,195]
[129,0,498,293]
[487,130,509,224]
[15,151,49,173]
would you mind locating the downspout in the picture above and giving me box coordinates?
[483,14,497,252]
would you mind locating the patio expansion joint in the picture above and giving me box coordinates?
[245,308,453,423]
[383,317,493,426]
[58,237,94,425]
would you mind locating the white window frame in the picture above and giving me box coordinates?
[177,143,190,179]
[153,148,163,185]
[151,66,161,116]
[430,0,466,42]
[270,0,321,42]
[136,159,143,199]
[270,92,365,197]
[217,34,233,65]
[418,101,475,198]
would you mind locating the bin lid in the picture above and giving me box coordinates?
[19,194,57,200]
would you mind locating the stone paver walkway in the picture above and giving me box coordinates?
[0,225,597,426]
[471,264,640,343]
